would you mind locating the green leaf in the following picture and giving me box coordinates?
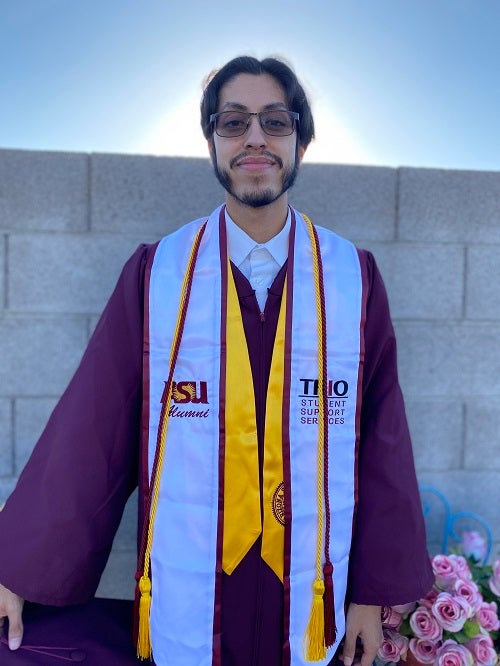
[398,619,412,637]
[454,631,469,645]
[480,588,498,604]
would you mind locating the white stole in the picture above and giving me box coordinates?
[144,205,364,666]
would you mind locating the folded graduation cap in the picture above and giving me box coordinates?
[0,597,145,665]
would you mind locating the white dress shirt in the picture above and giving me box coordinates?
[225,209,291,312]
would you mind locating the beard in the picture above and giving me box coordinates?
[212,147,300,208]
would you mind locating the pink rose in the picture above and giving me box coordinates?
[475,600,500,632]
[436,640,474,666]
[409,637,440,664]
[489,559,500,597]
[392,601,417,616]
[466,634,498,666]
[377,628,409,663]
[460,530,488,563]
[449,554,472,582]
[453,577,483,613]
[432,555,472,590]
[409,606,443,641]
[432,592,471,632]
[433,554,461,591]
[381,606,403,629]
[419,587,440,610]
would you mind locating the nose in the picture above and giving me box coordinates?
[245,115,267,149]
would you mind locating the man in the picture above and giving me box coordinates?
[0,56,433,665]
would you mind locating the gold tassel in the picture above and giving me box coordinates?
[304,579,326,662]
[137,575,153,660]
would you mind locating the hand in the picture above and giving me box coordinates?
[341,603,382,666]
[0,582,24,650]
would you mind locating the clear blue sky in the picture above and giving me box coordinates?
[1,0,499,170]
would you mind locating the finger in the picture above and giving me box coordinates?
[7,607,23,650]
[360,642,380,666]
[359,628,383,666]
[8,624,23,650]
[341,633,357,666]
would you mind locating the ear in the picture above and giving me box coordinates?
[297,144,307,163]
[207,139,216,163]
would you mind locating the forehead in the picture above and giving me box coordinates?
[218,73,287,111]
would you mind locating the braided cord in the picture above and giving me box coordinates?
[141,221,207,578]
[303,215,328,579]
[302,214,332,660]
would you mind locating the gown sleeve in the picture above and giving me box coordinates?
[0,244,152,606]
[347,250,434,606]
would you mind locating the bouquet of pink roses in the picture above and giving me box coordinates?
[378,536,500,666]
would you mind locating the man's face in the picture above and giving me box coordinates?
[209,73,305,209]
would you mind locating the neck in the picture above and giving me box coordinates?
[225,194,289,243]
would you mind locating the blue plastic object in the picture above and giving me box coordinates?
[419,484,493,563]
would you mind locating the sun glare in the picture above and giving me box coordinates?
[137,95,376,166]
[137,95,207,158]
[305,102,377,165]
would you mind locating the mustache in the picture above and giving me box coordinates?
[229,151,283,169]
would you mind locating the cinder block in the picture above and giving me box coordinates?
[110,490,138,552]
[464,398,500,470]
[395,322,500,397]
[14,398,58,473]
[405,397,463,471]
[417,471,500,543]
[293,163,397,241]
[0,478,17,505]
[88,315,100,340]
[97,491,137,599]
[399,168,500,243]
[96,548,136,600]
[0,399,13,477]
[466,246,500,320]
[9,234,149,314]
[0,317,87,396]
[0,235,5,309]
[0,149,88,232]
[365,243,464,320]
[90,154,223,235]
[95,492,138,599]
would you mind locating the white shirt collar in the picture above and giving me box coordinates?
[225,208,291,269]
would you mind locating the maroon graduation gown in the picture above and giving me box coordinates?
[0,598,138,664]
[0,243,433,664]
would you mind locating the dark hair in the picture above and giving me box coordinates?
[200,56,315,149]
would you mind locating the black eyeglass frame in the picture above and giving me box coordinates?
[209,110,300,137]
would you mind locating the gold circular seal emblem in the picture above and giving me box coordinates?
[272,482,285,526]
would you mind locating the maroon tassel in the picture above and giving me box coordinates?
[323,561,336,647]
[133,570,142,646]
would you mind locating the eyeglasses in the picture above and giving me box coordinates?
[210,110,300,137]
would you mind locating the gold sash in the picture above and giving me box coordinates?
[223,261,287,581]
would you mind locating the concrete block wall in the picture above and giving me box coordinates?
[296,163,500,553]
[0,149,498,600]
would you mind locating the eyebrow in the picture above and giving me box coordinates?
[219,102,288,111]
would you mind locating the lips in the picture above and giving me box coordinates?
[235,157,275,172]
[237,156,274,165]
[230,152,283,170]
